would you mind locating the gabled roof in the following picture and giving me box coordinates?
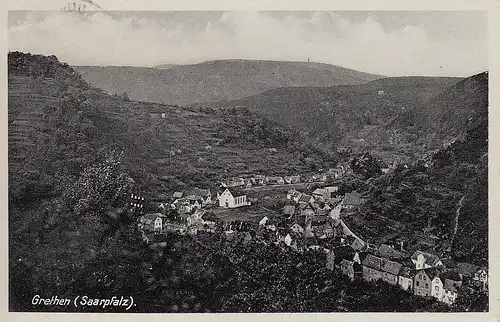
[411,250,441,266]
[441,270,462,282]
[381,259,402,275]
[201,212,219,222]
[378,244,406,260]
[299,194,313,203]
[225,187,246,198]
[313,188,326,195]
[362,254,383,270]
[424,268,442,281]
[173,191,183,198]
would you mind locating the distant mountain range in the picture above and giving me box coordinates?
[74,59,383,105]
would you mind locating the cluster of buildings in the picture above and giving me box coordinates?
[327,243,488,306]
[135,174,487,307]
[220,163,352,189]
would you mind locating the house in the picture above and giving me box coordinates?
[200,212,219,230]
[312,222,333,239]
[378,90,386,96]
[311,174,328,182]
[474,268,488,290]
[289,175,301,184]
[300,203,316,219]
[284,234,293,246]
[313,188,327,200]
[163,222,187,235]
[342,192,366,209]
[217,188,250,208]
[187,209,205,225]
[266,176,285,185]
[298,194,314,205]
[259,216,269,226]
[244,178,253,189]
[290,223,304,235]
[252,175,266,185]
[142,213,164,233]
[292,192,303,204]
[311,202,331,216]
[411,250,443,270]
[430,270,445,300]
[350,237,366,252]
[413,269,434,297]
[381,259,403,285]
[442,271,463,291]
[442,284,459,305]
[340,259,356,282]
[187,188,212,206]
[378,244,407,261]
[313,187,338,201]
[172,191,183,200]
[186,195,203,210]
[398,266,415,292]
[287,189,300,200]
[362,254,383,282]
[283,205,296,217]
[441,272,462,305]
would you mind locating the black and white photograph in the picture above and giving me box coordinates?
[5,2,494,315]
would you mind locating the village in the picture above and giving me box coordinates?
[133,163,488,308]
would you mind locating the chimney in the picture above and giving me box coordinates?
[307,58,310,63]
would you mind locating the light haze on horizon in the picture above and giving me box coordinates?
[8,11,488,77]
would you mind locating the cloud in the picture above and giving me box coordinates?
[8,11,487,76]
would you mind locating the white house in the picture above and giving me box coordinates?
[154,217,163,231]
[259,216,269,226]
[442,286,458,305]
[217,188,251,208]
[431,275,445,301]
[411,250,443,270]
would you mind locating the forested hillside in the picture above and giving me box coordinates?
[8,52,339,311]
[74,59,382,106]
[342,73,488,266]
[201,76,463,163]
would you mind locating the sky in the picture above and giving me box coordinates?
[8,10,488,77]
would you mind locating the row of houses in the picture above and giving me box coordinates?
[138,208,221,239]
[326,242,488,306]
[165,186,252,211]
[220,163,352,189]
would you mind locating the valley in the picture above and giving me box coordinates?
[7,51,488,313]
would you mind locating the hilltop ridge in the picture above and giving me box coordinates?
[74,59,383,105]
